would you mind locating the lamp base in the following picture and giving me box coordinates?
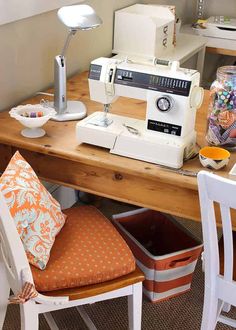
[51,101,87,121]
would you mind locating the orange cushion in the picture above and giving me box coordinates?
[31,206,136,292]
[0,151,66,270]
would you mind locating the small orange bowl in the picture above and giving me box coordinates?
[199,146,230,170]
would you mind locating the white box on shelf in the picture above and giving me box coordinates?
[113,4,175,59]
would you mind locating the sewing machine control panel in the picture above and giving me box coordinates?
[115,69,191,96]
[89,64,191,97]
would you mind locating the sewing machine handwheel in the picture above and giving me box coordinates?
[190,86,204,109]
[156,95,173,112]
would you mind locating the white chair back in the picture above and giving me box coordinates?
[198,170,236,329]
[198,171,235,283]
[0,189,33,294]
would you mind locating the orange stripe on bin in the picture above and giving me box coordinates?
[143,273,193,293]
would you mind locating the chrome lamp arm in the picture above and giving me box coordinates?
[54,29,77,114]
[52,4,102,121]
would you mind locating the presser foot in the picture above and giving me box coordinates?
[86,112,113,127]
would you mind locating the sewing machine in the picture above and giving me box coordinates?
[76,57,203,168]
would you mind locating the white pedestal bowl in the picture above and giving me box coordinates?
[9,104,56,138]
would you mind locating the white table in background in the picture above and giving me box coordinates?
[181,24,236,57]
[158,33,206,78]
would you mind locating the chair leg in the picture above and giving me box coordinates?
[201,252,205,273]
[201,288,218,330]
[0,260,10,329]
[76,306,98,330]
[44,312,59,330]
[20,301,38,330]
[222,303,231,313]
[128,283,142,330]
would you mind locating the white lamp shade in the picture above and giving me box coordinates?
[58,4,102,30]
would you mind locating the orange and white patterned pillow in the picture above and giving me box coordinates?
[0,151,66,270]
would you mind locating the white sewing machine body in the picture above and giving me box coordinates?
[76,57,203,168]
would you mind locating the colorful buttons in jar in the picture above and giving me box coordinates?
[206,66,236,147]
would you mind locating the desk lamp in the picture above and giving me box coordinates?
[53,5,102,121]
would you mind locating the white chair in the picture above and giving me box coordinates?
[0,189,144,330]
[198,170,236,329]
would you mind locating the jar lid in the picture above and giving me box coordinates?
[217,66,236,86]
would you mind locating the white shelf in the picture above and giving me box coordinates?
[181,24,236,51]
[157,33,206,64]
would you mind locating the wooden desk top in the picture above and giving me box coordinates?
[0,71,234,223]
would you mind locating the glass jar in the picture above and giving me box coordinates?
[206,66,236,148]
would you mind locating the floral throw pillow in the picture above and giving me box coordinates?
[0,151,66,270]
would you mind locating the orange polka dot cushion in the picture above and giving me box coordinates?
[31,206,136,292]
[0,151,66,270]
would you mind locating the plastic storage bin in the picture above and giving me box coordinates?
[112,208,202,302]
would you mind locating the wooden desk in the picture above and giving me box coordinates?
[0,72,235,226]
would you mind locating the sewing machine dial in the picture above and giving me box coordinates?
[156,96,173,112]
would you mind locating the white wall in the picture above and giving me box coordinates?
[0,0,82,25]
[203,0,236,18]
[142,0,236,24]
[0,0,137,111]
[142,0,196,23]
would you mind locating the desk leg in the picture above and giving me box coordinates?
[196,46,206,85]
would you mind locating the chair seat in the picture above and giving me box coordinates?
[41,266,144,301]
[219,231,236,280]
[31,206,136,292]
